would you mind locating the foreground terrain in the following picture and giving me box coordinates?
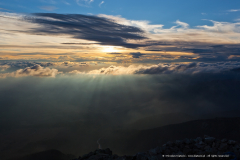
[5,117,240,160]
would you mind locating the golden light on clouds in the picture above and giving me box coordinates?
[102,46,119,53]
[1,12,240,63]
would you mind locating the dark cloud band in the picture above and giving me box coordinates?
[24,13,147,48]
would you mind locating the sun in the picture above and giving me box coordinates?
[102,46,119,53]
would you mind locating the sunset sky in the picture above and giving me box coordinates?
[2,1,240,158]
[1,0,240,77]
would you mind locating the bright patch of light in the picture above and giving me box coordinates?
[102,46,119,53]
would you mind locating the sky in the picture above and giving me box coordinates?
[1,0,240,70]
[1,0,240,159]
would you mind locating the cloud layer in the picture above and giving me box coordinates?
[2,12,240,63]
[2,61,240,77]
[0,64,61,78]
[75,61,240,75]
[23,14,240,62]
[0,64,10,71]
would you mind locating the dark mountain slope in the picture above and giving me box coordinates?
[8,149,75,160]
[126,117,240,154]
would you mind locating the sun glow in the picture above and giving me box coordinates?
[102,46,119,53]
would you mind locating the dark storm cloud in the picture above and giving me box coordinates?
[23,13,147,48]
[130,52,146,58]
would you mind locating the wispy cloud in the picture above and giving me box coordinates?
[172,20,189,29]
[99,1,104,7]
[76,0,94,7]
[39,6,57,11]
[40,0,56,4]
[0,7,12,12]
[228,9,240,12]
[63,0,71,5]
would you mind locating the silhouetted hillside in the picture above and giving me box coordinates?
[8,149,75,160]
[5,117,240,159]
[127,117,240,154]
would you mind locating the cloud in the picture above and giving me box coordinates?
[0,61,56,68]
[39,6,57,11]
[130,52,146,58]
[13,64,59,77]
[61,42,99,45]
[107,52,122,55]
[99,1,104,7]
[228,9,240,12]
[0,8,12,12]
[69,70,85,74]
[134,63,198,74]
[197,20,240,33]
[145,49,162,51]
[0,64,61,78]
[98,14,164,34]
[87,65,137,74]
[60,61,89,67]
[24,13,146,49]
[96,15,240,61]
[79,62,88,66]
[72,61,240,75]
[40,0,56,4]
[0,64,10,71]
[76,0,94,7]
[175,20,189,29]
[63,1,71,5]
[3,12,240,62]
[62,61,73,66]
